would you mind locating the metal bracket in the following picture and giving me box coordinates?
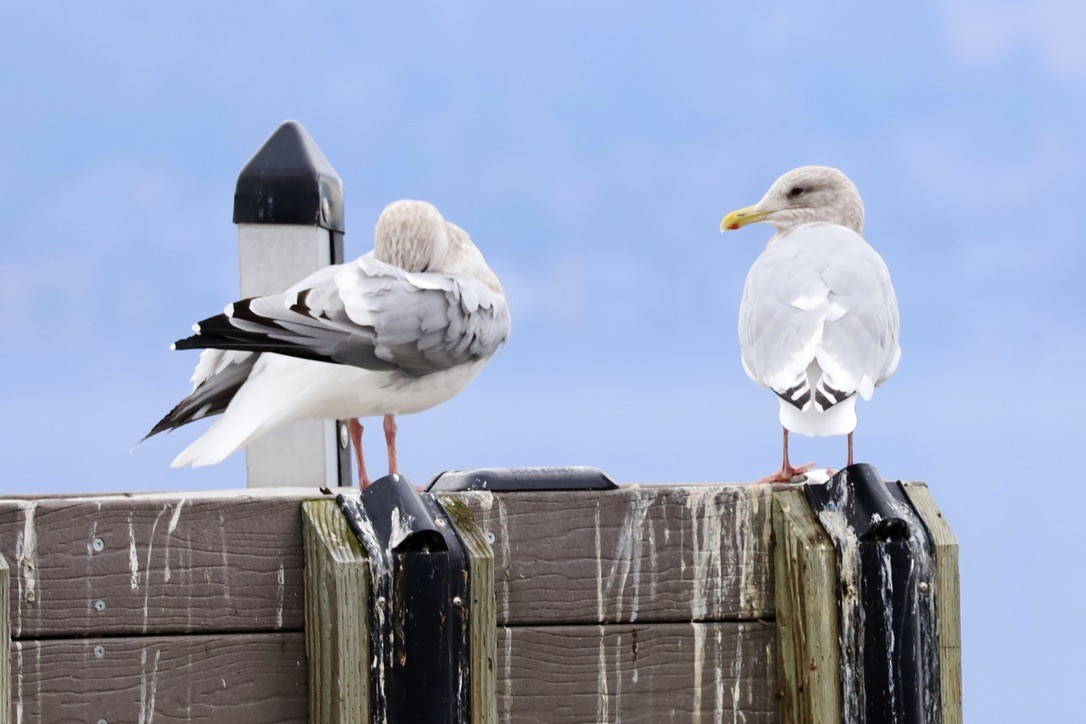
[803,463,943,723]
[427,466,617,492]
[338,474,471,723]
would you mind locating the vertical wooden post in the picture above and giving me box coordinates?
[302,500,370,723]
[234,121,351,488]
[438,495,497,724]
[0,555,9,724]
[773,489,842,723]
[904,485,963,724]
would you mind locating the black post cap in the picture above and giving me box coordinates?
[233,120,345,232]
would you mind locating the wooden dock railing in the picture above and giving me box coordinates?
[0,471,960,723]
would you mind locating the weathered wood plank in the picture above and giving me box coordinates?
[904,483,963,724]
[0,490,324,638]
[496,622,777,723]
[11,632,306,722]
[439,494,498,724]
[451,485,774,625]
[302,499,370,724]
[0,554,10,724]
[772,488,841,724]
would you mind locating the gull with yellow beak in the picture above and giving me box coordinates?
[721,166,901,482]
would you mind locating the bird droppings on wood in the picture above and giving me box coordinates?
[162,498,187,583]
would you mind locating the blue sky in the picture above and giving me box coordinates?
[2,2,1083,719]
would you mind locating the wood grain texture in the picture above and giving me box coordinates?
[10,632,306,723]
[0,555,10,724]
[904,483,963,724]
[772,488,841,724]
[439,495,498,724]
[496,622,778,723]
[302,499,370,724]
[450,485,774,626]
[0,490,324,638]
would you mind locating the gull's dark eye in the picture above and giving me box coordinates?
[787,186,805,199]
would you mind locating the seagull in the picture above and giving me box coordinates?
[720,166,900,482]
[146,200,511,488]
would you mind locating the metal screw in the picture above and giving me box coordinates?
[94,599,107,613]
[321,198,331,223]
[98,719,108,724]
[339,422,349,449]
[435,518,447,528]
[919,581,930,593]
[93,645,105,659]
[485,532,496,545]
[452,596,463,607]
[92,537,105,552]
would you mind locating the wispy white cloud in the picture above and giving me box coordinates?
[940,0,1086,78]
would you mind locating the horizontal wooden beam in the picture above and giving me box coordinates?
[452,485,775,626]
[0,490,323,638]
[10,632,306,722]
[497,622,778,722]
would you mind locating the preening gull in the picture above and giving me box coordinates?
[720,166,900,482]
[146,200,511,488]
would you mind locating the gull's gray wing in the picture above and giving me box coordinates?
[173,253,511,377]
[739,223,900,411]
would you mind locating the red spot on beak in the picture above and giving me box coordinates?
[729,223,740,230]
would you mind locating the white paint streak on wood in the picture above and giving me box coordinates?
[647,506,659,605]
[34,642,41,720]
[163,498,187,583]
[714,626,725,724]
[142,507,169,633]
[15,501,39,632]
[731,624,745,724]
[604,494,651,623]
[276,563,286,629]
[138,647,149,724]
[502,626,513,724]
[596,624,609,723]
[129,515,140,591]
[475,490,494,511]
[218,513,232,600]
[687,490,725,621]
[497,502,511,621]
[614,631,624,721]
[594,503,604,624]
[692,622,705,723]
[148,648,162,724]
[14,641,23,724]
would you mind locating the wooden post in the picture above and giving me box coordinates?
[904,484,963,724]
[302,499,370,723]
[772,488,842,723]
[1,554,10,724]
[774,476,960,724]
[234,121,351,488]
[438,495,497,724]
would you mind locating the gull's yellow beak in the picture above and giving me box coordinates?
[720,205,771,232]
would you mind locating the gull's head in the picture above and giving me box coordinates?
[375,199,450,272]
[720,166,864,235]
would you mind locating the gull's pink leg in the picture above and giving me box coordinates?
[383,414,399,476]
[349,418,373,489]
[758,428,816,483]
